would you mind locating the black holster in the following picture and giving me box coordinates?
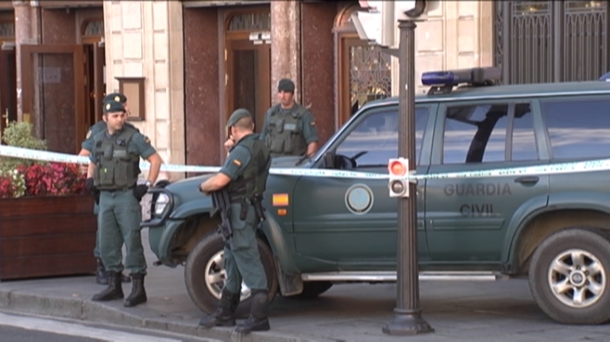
[252,194,266,229]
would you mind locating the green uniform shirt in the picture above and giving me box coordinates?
[219,145,252,180]
[89,129,156,163]
[259,105,319,144]
[82,121,139,152]
[81,121,107,152]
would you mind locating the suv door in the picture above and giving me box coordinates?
[425,100,550,263]
[291,103,435,269]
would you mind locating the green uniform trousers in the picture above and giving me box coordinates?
[223,202,267,294]
[98,189,147,274]
[93,202,100,259]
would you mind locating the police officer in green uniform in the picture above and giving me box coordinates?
[198,109,272,333]
[85,100,162,307]
[259,78,319,157]
[79,93,136,285]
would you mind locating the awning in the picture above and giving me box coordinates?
[182,0,270,8]
[39,1,103,9]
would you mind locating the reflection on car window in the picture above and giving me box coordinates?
[542,97,610,160]
[335,107,429,168]
[443,104,509,164]
[442,102,536,164]
[512,104,537,161]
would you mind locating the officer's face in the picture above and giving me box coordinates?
[278,90,294,107]
[104,111,127,132]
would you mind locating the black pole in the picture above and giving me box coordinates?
[382,19,433,336]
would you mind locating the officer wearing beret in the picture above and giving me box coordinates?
[259,78,319,157]
[86,100,162,307]
[199,109,272,334]
[78,93,136,285]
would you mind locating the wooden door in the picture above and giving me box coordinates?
[0,49,16,138]
[226,39,271,133]
[21,45,85,154]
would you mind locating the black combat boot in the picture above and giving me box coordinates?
[120,273,132,283]
[199,289,240,328]
[92,271,124,301]
[235,290,270,333]
[124,273,147,307]
[95,258,109,285]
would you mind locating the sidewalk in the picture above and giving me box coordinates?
[0,231,609,342]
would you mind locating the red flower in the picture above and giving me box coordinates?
[11,162,87,197]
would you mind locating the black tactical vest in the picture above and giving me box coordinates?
[264,104,308,156]
[92,126,140,190]
[228,133,271,201]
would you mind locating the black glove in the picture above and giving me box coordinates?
[155,180,170,188]
[133,184,149,201]
[85,178,100,204]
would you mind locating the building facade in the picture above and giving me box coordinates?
[1,1,607,175]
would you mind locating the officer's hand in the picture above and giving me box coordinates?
[133,184,149,201]
[85,178,100,203]
[224,137,235,152]
[155,179,170,188]
[85,178,96,193]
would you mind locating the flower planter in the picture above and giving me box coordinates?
[0,194,97,280]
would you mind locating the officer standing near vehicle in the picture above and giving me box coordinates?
[198,108,272,333]
[79,93,135,285]
[86,100,162,307]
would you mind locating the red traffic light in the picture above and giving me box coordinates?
[388,159,407,176]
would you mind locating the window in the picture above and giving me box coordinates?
[542,97,610,160]
[335,107,429,168]
[512,104,537,161]
[442,102,536,164]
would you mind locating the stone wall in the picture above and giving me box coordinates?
[103,1,185,177]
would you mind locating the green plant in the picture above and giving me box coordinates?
[0,122,47,174]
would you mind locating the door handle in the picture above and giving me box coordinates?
[514,176,539,184]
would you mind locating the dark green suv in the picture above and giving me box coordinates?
[144,68,610,325]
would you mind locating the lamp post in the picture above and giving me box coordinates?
[382,19,433,336]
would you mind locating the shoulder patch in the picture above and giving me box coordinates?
[143,135,151,144]
[233,159,241,166]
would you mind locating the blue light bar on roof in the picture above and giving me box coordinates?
[421,67,501,87]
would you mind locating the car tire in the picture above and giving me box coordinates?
[528,227,610,325]
[184,232,279,316]
[291,281,333,299]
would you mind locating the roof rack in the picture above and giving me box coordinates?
[422,67,502,96]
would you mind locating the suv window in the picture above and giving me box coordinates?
[335,107,429,168]
[442,103,536,164]
[541,97,610,160]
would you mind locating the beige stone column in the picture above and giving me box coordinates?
[270,0,301,103]
[104,1,185,177]
[391,1,496,95]
[13,0,40,122]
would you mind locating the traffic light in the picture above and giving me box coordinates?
[388,158,409,197]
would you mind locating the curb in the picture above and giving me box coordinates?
[0,288,318,342]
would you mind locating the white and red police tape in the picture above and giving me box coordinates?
[1,145,609,181]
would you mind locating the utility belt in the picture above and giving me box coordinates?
[100,186,134,193]
[231,194,266,227]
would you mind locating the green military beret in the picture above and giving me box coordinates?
[226,108,252,128]
[103,92,127,104]
[103,101,126,114]
[278,78,295,93]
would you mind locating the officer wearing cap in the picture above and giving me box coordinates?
[85,100,162,307]
[78,92,137,285]
[259,78,318,157]
[198,108,272,334]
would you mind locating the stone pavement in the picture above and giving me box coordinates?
[0,230,609,342]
